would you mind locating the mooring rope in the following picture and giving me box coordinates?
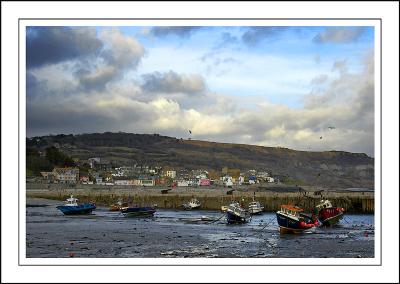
[247,217,276,236]
[205,213,226,224]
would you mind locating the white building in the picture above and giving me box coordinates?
[177,180,190,187]
[164,170,176,179]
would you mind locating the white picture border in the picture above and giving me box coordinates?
[2,1,398,283]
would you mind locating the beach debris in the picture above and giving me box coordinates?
[328,126,336,130]
[320,136,323,139]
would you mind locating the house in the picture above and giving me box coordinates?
[80,176,89,184]
[177,180,190,187]
[52,167,79,183]
[164,170,176,179]
[266,177,275,183]
[198,178,211,186]
[140,179,155,187]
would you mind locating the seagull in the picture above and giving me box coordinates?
[328,126,336,130]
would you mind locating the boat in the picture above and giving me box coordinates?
[248,194,264,215]
[120,205,156,217]
[109,200,126,211]
[315,200,345,226]
[221,200,239,212]
[226,202,251,224]
[56,195,96,215]
[182,198,201,210]
[276,204,319,234]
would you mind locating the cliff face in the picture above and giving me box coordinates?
[27,132,374,189]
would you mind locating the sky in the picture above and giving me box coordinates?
[26,25,375,156]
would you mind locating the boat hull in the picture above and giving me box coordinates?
[319,211,344,226]
[57,204,96,215]
[120,207,156,217]
[276,212,315,234]
[248,207,263,215]
[226,210,250,224]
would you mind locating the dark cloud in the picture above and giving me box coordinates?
[26,27,102,69]
[242,26,288,45]
[78,66,119,92]
[150,26,202,37]
[313,27,366,44]
[141,71,206,95]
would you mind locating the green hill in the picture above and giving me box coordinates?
[26,132,374,188]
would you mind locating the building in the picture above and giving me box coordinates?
[79,176,89,184]
[140,179,155,187]
[53,167,79,183]
[198,178,211,186]
[114,179,134,186]
[164,170,176,179]
[266,177,275,183]
[177,180,190,187]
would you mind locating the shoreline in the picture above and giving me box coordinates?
[26,184,374,214]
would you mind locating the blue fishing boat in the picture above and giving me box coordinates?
[120,205,156,217]
[56,195,96,215]
[226,202,251,224]
[276,205,318,234]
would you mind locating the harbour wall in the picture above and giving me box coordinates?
[26,186,375,214]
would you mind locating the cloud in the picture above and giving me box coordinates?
[313,27,366,44]
[141,71,206,95]
[310,74,329,85]
[150,26,202,37]
[25,27,375,156]
[26,27,102,69]
[242,26,288,45]
[99,28,145,68]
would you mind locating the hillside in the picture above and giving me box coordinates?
[26,132,374,189]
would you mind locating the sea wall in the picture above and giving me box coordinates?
[26,186,374,214]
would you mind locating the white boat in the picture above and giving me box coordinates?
[248,195,264,215]
[182,198,201,210]
[226,202,251,224]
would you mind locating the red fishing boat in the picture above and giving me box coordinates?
[315,200,345,226]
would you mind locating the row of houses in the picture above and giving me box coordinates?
[40,165,276,187]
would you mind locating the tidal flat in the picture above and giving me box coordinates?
[26,198,374,258]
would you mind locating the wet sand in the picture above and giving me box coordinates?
[26,198,374,258]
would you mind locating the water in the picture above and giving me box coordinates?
[26,199,374,258]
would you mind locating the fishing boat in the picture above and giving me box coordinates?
[182,198,201,210]
[226,202,251,224]
[109,200,126,211]
[221,200,239,212]
[315,200,345,226]
[120,205,156,217]
[248,194,264,215]
[276,204,318,234]
[56,195,96,215]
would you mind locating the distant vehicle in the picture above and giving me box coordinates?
[315,200,345,226]
[56,195,96,215]
[182,198,201,210]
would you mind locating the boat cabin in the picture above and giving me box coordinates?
[316,200,333,209]
[279,205,303,218]
[65,195,78,206]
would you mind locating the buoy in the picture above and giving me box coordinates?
[69,252,75,257]
[364,231,369,237]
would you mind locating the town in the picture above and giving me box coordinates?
[36,157,277,188]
